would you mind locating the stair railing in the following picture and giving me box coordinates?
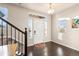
[0,17,27,56]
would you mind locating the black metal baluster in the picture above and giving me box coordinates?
[6,23,8,45]
[11,26,12,44]
[24,28,27,56]
[18,31,20,53]
[0,21,1,46]
[22,33,23,54]
[19,32,21,53]
[1,20,3,46]
[14,29,16,43]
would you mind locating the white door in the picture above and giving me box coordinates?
[33,18,45,44]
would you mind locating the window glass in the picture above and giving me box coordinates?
[0,8,8,36]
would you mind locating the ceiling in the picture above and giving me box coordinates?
[13,3,77,14]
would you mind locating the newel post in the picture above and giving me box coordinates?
[24,28,27,56]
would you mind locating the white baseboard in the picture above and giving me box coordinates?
[27,40,51,47]
[51,40,79,52]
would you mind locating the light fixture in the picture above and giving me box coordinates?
[48,3,54,14]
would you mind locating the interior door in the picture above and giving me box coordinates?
[33,18,45,44]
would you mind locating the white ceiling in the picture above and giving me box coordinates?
[13,3,77,14]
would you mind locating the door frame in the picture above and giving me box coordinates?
[27,15,48,46]
[32,17,45,45]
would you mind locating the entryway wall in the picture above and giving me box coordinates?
[52,4,79,51]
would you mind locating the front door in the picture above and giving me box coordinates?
[33,18,45,44]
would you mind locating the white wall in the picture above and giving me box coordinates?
[52,4,79,51]
[0,3,51,46]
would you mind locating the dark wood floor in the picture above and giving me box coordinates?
[27,42,79,56]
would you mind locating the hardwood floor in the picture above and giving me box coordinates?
[27,42,79,56]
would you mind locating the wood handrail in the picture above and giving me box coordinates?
[0,17,25,34]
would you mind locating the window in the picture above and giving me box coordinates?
[58,18,69,40]
[0,8,8,36]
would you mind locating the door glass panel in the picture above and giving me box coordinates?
[27,17,33,40]
[44,21,48,37]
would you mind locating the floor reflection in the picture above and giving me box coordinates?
[43,47,48,56]
[27,42,79,56]
[57,47,64,56]
[28,51,33,56]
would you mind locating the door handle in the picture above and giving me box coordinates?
[34,30,36,34]
[29,29,31,32]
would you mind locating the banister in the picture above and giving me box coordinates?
[0,17,25,34]
[0,17,27,56]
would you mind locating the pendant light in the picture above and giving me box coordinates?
[48,3,54,14]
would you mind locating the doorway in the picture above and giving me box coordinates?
[27,15,47,46]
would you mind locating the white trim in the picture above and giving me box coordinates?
[52,40,79,51]
[27,40,50,47]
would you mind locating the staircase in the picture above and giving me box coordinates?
[0,17,27,56]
